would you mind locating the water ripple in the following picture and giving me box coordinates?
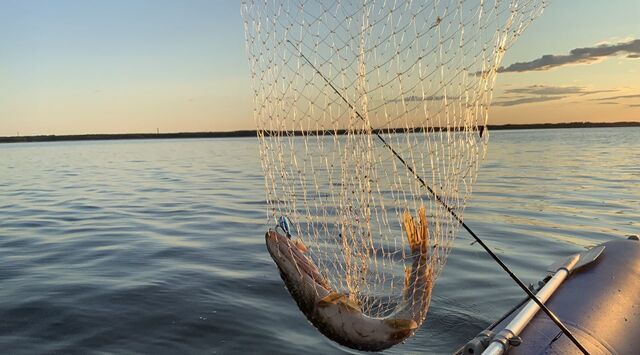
[0,129,638,354]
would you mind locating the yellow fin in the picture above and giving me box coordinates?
[403,207,429,254]
[293,239,308,253]
[403,265,411,290]
[418,207,428,251]
[384,319,418,330]
[337,297,362,313]
[317,292,346,307]
[317,293,361,313]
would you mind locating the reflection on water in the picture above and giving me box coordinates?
[0,128,638,354]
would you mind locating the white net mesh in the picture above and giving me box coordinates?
[242,0,545,319]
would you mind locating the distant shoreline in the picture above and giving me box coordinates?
[1,121,639,144]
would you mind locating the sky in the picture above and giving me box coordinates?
[0,0,638,136]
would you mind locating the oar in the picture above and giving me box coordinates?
[482,245,605,355]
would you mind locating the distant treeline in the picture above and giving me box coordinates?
[0,131,257,144]
[487,121,640,131]
[1,121,639,144]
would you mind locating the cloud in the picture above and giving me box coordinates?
[493,85,615,107]
[386,95,459,103]
[502,85,615,96]
[591,94,640,101]
[504,86,583,95]
[498,39,640,73]
[493,95,563,107]
[589,93,640,106]
[389,86,639,108]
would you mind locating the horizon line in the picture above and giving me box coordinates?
[2,121,639,144]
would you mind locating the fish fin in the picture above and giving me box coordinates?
[403,210,417,252]
[337,297,362,313]
[293,239,308,253]
[404,207,428,254]
[403,265,412,290]
[317,293,361,313]
[418,206,429,252]
[384,319,418,331]
[317,292,346,307]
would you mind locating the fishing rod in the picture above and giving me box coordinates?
[287,40,589,355]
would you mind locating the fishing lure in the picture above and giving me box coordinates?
[277,215,294,239]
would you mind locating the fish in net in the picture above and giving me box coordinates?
[241,0,546,351]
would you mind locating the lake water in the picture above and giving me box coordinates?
[1,127,638,354]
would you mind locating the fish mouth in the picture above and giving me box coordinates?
[265,229,299,262]
[265,230,328,288]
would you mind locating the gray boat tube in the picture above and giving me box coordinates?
[460,237,640,355]
[482,246,604,355]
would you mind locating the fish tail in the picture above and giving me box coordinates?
[403,207,428,255]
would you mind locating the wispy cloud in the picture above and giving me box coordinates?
[386,95,458,103]
[503,86,615,96]
[494,85,614,107]
[493,95,563,107]
[591,93,640,101]
[589,93,640,107]
[498,39,640,73]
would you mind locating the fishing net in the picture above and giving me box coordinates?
[242,0,545,337]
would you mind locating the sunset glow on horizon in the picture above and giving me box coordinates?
[1,0,638,136]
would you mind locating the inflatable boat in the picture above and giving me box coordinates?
[458,236,640,355]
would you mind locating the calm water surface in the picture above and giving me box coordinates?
[1,128,638,354]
